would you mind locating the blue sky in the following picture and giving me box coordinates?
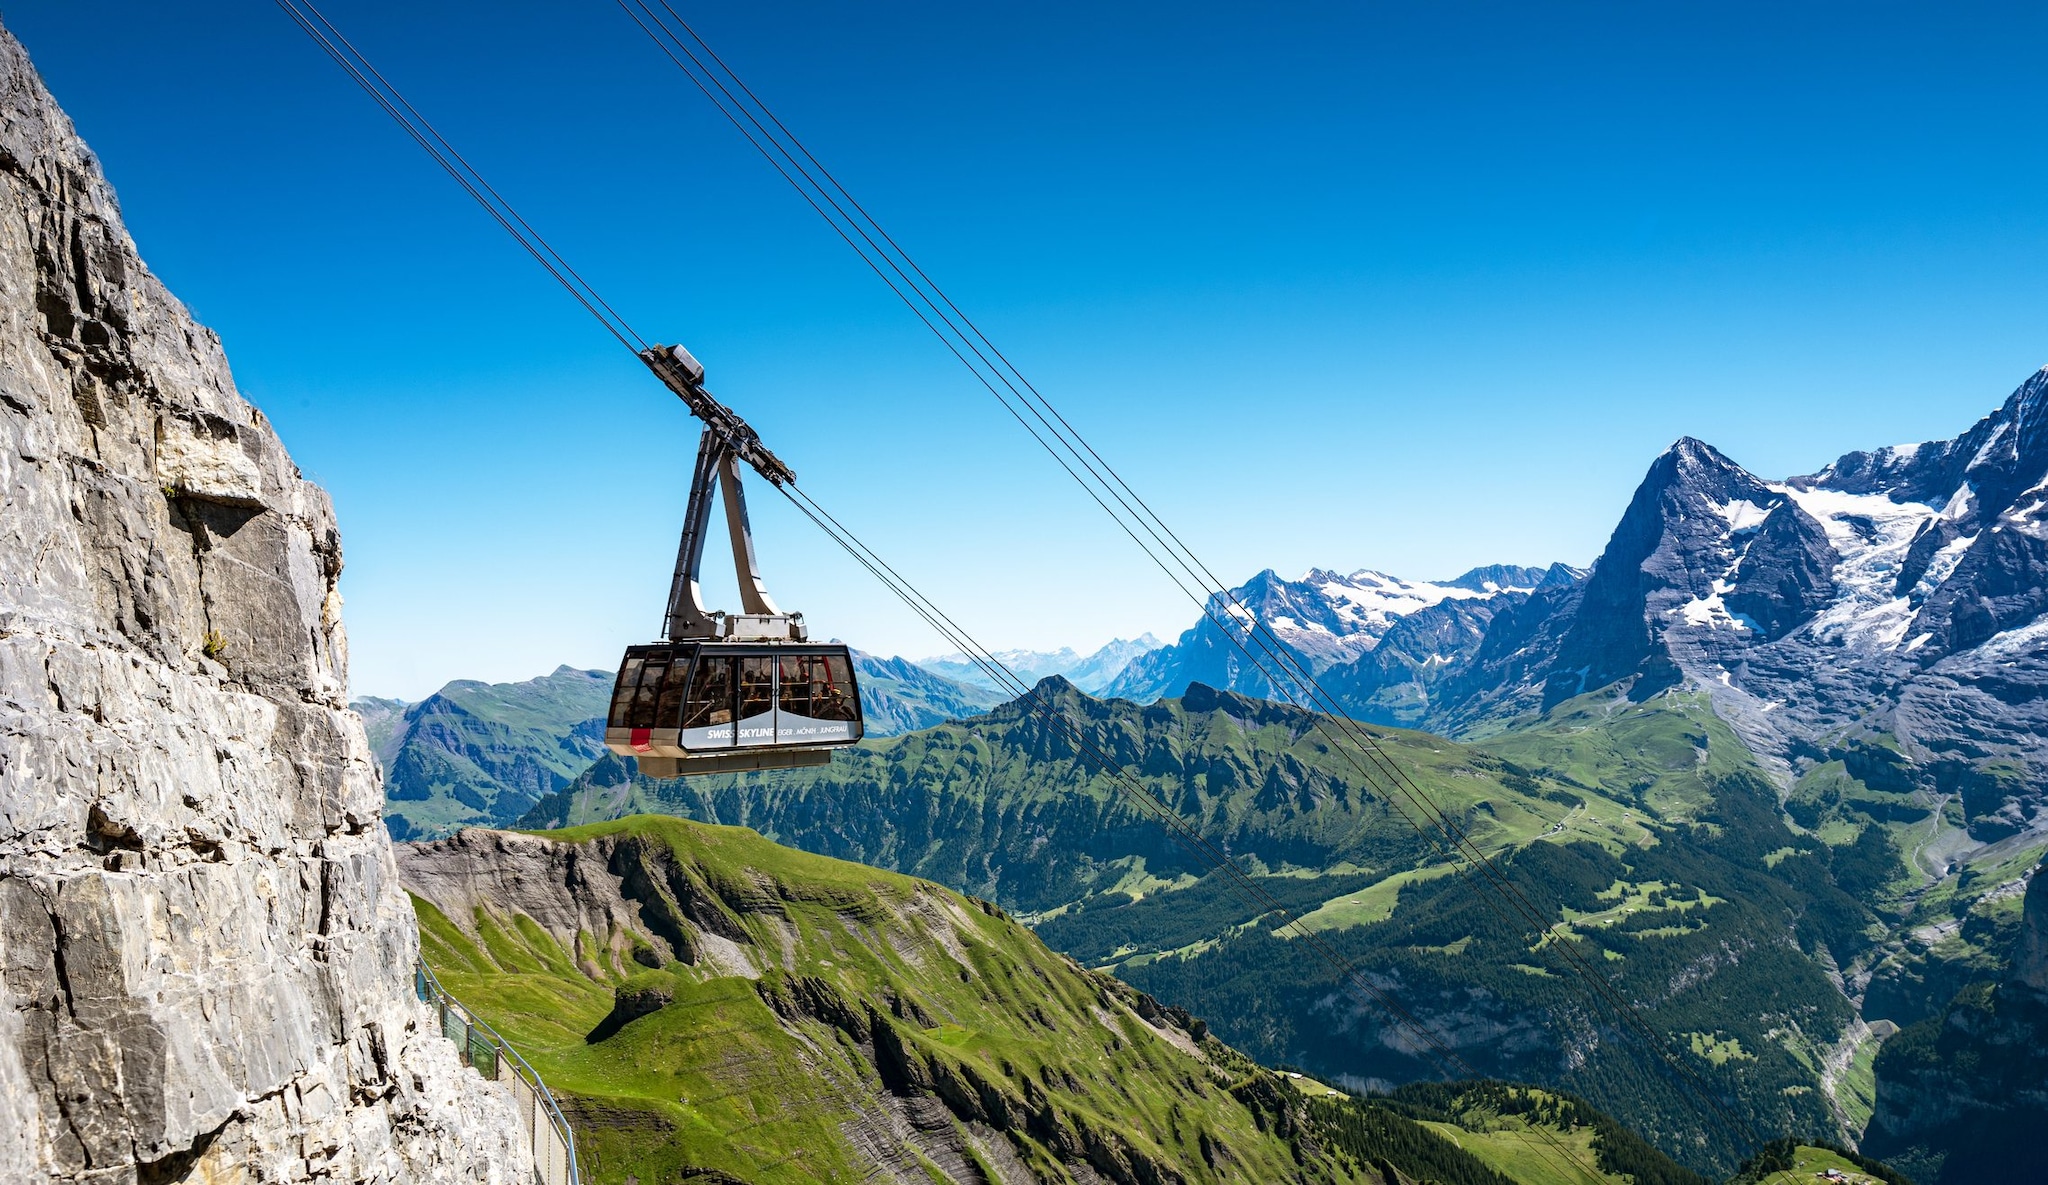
[12,1,2048,699]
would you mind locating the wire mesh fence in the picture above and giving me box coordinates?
[415,960,580,1185]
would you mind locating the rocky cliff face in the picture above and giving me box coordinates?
[2016,862,2048,993]
[0,25,527,1184]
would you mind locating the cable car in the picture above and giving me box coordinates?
[605,643,860,776]
[604,344,864,777]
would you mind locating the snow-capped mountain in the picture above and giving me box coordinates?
[916,634,1163,695]
[1064,634,1165,691]
[1102,564,1582,705]
[1423,367,2048,848]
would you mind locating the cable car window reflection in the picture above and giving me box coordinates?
[608,643,862,765]
[776,655,813,717]
[608,657,644,728]
[682,657,735,729]
[738,657,775,720]
[814,653,857,721]
[655,647,693,725]
[631,657,668,729]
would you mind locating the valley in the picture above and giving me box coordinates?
[1,1,2037,1181]
[381,367,2048,1182]
[399,813,1716,1185]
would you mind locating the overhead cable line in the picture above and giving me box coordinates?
[272,7,1653,1181]
[269,0,1500,1087]
[616,3,1760,1157]
[771,481,1613,1185]
[273,0,647,354]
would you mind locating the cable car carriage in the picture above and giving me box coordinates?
[605,344,863,777]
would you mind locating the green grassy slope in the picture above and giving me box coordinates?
[1120,690,1885,1173]
[521,679,1642,914]
[1299,1079,1711,1185]
[504,677,2016,1174]
[407,814,1372,1184]
[374,666,615,839]
[516,682,1880,1171]
[1729,1139,1914,1185]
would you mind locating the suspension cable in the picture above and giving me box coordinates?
[275,3,1724,1175]
[274,0,646,353]
[773,481,1613,1185]
[616,3,1760,1156]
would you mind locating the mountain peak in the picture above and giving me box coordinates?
[1659,435,1742,473]
[2002,364,2048,452]
[1444,563,1585,594]
[1640,435,1767,501]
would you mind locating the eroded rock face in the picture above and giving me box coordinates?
[0,23,529,1184]
[2016,863,2048,994]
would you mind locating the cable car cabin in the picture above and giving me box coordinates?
[604,642,863,777]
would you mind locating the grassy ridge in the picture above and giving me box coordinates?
[503,680,1997,1175]
[522,680,1645,915]
[410,815,1370,1184]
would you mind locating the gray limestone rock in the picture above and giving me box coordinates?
[0,22,530,1184]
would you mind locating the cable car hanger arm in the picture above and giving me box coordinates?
[663,425,793,640]
[640,343,794,486]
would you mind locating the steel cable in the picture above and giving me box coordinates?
[617,3,1760,1155]
[277,1,1733,1174]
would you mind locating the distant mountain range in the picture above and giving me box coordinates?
[520,677,1891,1170]
[1103,369,2048,864]
[366,666,616,841]
[1104,564,1584,713]
[916,634,1163,694]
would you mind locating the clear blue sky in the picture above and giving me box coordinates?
[11,1,2048,699]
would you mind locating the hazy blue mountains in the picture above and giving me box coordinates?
[916,633,1162,694]
[847,650,1005,734]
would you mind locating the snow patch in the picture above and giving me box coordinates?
[1780,484,1943,651]
[1913,533,1977,599]
[1975,614,2048,661]
[1714,498,1775,534]
[1303,569,1490,634]
[1676,578,1756,633]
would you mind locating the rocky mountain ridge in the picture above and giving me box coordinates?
[1103,564,1583,707]
[1096,372,2048,866]
[0,23,524,1182]
[1418,372,2048,857]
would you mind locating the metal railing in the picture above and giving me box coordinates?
[415,959,581,1185]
